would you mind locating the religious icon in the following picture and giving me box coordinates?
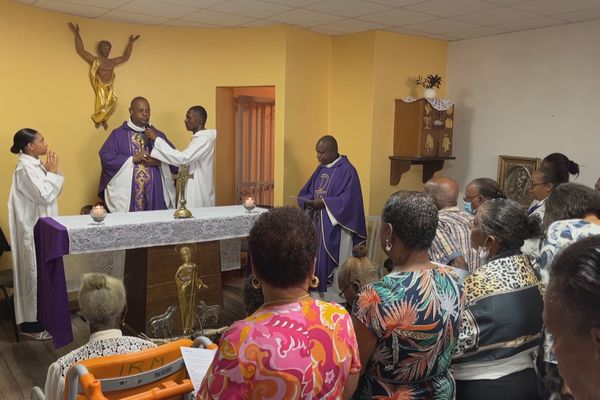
[423,117,432,130]
[424,103,432,115]
[425,134,434,156]
[497,156,541,207]
[442,134,451,153]
[68,23,139,129]
[174,165,194,219]
[175,245,207,335]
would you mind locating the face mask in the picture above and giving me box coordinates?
[464,201,474,215]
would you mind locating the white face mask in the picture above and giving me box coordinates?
[477,237,490,262]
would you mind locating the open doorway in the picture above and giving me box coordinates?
[215,86,275,207]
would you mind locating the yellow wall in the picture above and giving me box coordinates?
[369,31,448,215]
[0,0,448,268]
[281,28,331,206]
[328,32,377,213]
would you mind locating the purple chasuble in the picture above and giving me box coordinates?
[99,122,175,212]
[298,156,367,292]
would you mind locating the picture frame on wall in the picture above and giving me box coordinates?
[497,155,541,207]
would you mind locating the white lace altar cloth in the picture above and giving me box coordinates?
[401,96,455,111]
[52,206,265,254]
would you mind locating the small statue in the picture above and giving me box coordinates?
[195,301,221,333]
[68,22,139,129]
[148,305,177,338]
[173,165,194,219]
[175,246,207,335]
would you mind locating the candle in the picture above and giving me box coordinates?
[90,205,106,222]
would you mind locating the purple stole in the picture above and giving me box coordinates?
[298,156,367,292]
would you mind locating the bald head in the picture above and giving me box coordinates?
[424,176,459,210]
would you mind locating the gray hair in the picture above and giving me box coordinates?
[78,273,126,326]
[477,198,540,252]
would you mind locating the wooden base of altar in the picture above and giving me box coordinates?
[122,241,224,336]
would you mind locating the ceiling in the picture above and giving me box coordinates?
[13,0,600,41]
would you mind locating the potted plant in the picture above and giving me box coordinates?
[416,74,442,99]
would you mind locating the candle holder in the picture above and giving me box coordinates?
[243,198,256,213]
[90,205,107,223]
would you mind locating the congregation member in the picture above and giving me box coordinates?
[8,128,64,340]
[336,245,379,311]
[146,105,217,207]
[544,235,600,400]
[98,96,176,212]
[527,166,568,219]
[425,176,481,272]
[297,135,367,299]
[541,152,579,180]
[199,207,361,399]
[536,183,600,399]
[44,273,156,400]
[352,191,463,399]
[463,177,505,215]
[453,199,543,400]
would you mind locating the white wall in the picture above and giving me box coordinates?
[445,19,600,198]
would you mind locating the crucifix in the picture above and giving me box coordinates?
[174,165,194,219]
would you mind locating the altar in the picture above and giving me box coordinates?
[34,205,264,348]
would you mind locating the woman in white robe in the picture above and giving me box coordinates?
[8,128,64,339]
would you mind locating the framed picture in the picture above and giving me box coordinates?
[497,155,541,207]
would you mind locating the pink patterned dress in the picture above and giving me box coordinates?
[198,298,361,399]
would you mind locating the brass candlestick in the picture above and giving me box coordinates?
[173,165,193,219]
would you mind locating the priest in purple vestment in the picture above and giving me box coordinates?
[298,135,367,294]
[98,97,176,212]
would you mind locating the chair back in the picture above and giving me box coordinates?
[64,338,193,400]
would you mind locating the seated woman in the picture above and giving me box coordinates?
[337,245,379,311]
[453,199,543,400]
[463,177,505,215]
[198,207,361,399]
[537,183,600,399]
[44,273,156,400]
[545,235,600,400]
[352,191,464,399]
[541,152,579,180]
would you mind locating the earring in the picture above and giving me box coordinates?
[251,278,262,289]
[385,239,392,252]
[309,275,320,288]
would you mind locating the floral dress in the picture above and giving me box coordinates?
[539,219,600,364]
[198,298,361,399]
[353,266,464,399]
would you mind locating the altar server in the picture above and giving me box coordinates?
[8,128,64,340]
[146,105,216,207]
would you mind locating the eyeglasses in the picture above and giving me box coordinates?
[527,181,545,188]
[338,282,353,298]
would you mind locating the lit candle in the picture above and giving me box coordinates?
[90,204,106,219]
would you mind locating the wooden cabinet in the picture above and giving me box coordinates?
[389,98,455,184]
[393,98,454,157]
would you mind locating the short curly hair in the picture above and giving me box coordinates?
[249,207,317,288]
[543,183,600,231]
[382,191,438,251]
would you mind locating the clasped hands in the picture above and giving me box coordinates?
[133,150,159,166]
[44,150,59,174]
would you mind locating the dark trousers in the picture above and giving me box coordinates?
[457,368,541,400]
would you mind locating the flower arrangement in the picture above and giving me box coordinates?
[416,74,443,89]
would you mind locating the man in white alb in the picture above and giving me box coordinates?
[146,105,216,207]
